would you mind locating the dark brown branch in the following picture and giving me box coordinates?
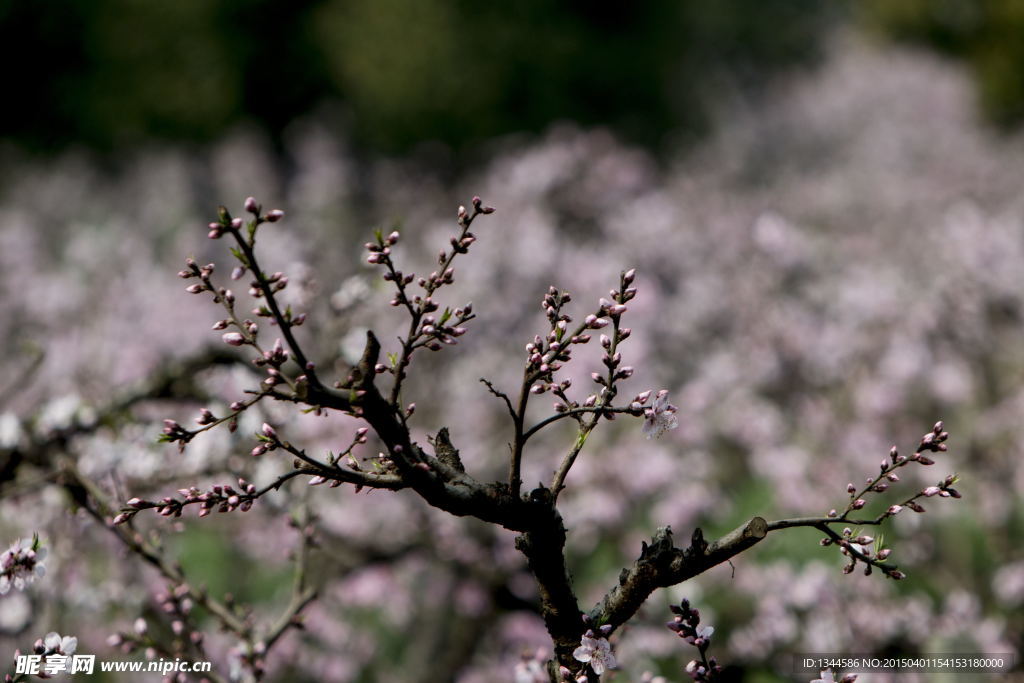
[513,496,584,672]
[590,519,768,631]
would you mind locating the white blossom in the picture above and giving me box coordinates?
[0,537,47,595]
[642,390,678,439]
[43,631,77,655]
[573,634,617,675]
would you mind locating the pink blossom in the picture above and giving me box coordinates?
[642,390,678,439]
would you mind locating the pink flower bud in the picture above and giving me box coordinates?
[244,197,258,214]
[222,332,245,346]
[261,423,277,439]
[265,209,284,222]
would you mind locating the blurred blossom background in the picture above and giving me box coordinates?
[2,2,1024,681]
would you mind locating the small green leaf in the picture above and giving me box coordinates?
[229,247,249,267]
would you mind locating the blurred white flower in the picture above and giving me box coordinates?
[0,536,47,594]
[43,631,77,655]
[514,649,548,683]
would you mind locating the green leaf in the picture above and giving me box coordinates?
[229,246,249,267]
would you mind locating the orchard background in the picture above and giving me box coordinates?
[1,4,1023,682]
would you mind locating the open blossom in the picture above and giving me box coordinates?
[573,633,617,675]
[642,390,679,439]
[41,632,77,656]
[0,537,47,594]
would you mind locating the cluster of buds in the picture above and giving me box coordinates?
[364,199,493,396]
[251,422,279,457]
[178,259,216,295]
[160,397,259,453]
[247,270,288,299]
[833,422,953,517]
[0,535,46,595]
[820,422,960,579]
[193,201,306,377]
[527,286,597,400]
[666,599,721,681]
[416,306,472,351]
[364,230,400,266]
[524,271,642,418]
[108,584,200,661]
[114,478,259,525]
[917,420,950,455]
[251,339,291,388]
[158,419,193,451]
[825,528,901,578]
[585,269,637,404]
[179,258,238,315]
[328,427,370,467]
[207,199,283,240]
[308,427,377,488]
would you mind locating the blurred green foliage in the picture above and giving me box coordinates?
[1,0,837,155]
[861,0,1024,125]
